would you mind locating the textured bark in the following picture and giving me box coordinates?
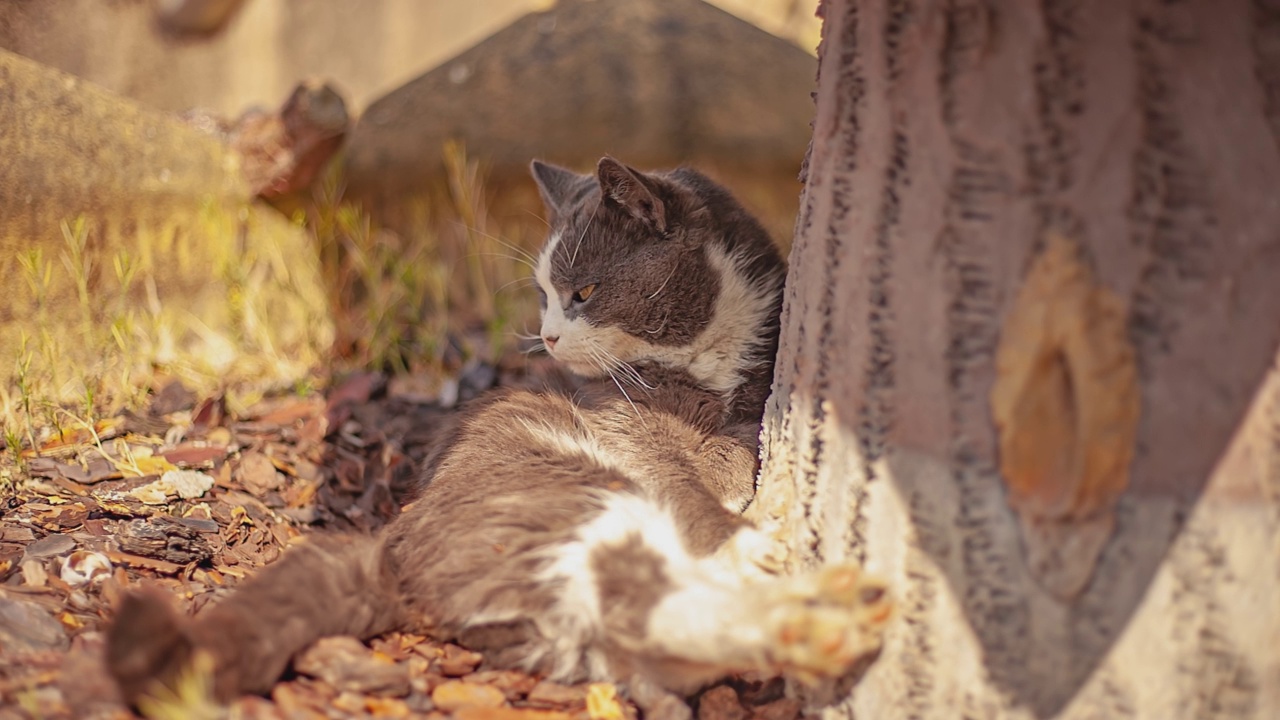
[752,0,1280,717]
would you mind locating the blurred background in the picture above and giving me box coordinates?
[0,0,820,435]
[2,0,820,116]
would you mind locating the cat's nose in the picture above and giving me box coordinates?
[543,335,559,350]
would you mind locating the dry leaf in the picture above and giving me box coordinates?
[255,398,324,425]
[160,443,229,467]
[129,455,178,477]
[103,550,183,575]
[364,696,412,718]
[432,680,507,711]
[439,643,484,676]
[129,483,170,505]
[21,559,49,587]
[587,683,625,720]
[528,681,587,707]
[128,469,214,504]
[454,707,574,720]
[95,499,150,517]
[696,685,745,720]
[57,611,84,630]
[294,636,411,696]
[237,451,284,494]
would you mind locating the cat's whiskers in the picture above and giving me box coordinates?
[468,251,536,272]
[611,353,655,392]
[604,348,655,392]
[643,310,671,336]
[584,344,649,430]
[513,325,547,355]
[521,207,552,230]
[610,356,654,393]
[569,201,600,269]
[496,276,537,294]
[613,375,648,429]
[605,367,649,431]
[583,344,614,382]
[589,340,655,391]
[457,222,539,268]
[512,320,555,357]
[647,263,679,300]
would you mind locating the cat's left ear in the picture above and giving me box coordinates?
[596,157,667,234]
[531,160,586,225]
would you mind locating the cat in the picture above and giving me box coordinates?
[106,157,892,719]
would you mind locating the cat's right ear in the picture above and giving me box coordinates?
[530,160,584,225]
[596,157,666,234]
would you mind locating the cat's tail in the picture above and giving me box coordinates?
[106,532,406,706]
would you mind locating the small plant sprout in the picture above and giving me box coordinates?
[18,247,54,312]
[13,334,39,455]
[60,215,94,316]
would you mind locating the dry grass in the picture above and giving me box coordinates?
[307,141,543,375]
[3,215,154,468]
[1,142,542,471]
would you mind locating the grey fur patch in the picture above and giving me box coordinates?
[592,534,674,641]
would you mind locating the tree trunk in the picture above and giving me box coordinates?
[751,0,1280,717]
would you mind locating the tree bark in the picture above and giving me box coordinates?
[752,0,1280,717]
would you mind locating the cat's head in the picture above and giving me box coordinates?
[529,157,784,396]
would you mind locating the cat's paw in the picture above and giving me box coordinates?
[713,526,788,582]
[764,564,892,682]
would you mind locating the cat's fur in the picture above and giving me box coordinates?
[106,158,890,718]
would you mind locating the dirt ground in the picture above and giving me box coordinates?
[0,346,801,720]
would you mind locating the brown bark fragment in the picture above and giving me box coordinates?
[293,636,412,697]
[454,708,574,720]
[432,680,508,711]
[116,517,215,566]
[526,681,588,707]
[698,685,747,720]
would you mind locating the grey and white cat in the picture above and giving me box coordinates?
[107,158,891,718]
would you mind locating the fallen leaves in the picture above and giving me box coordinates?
[295,636,412,696]
[0,593,69,652]
[587,684,625,720]
[0,362,800,720]
[235,451,285,495]
[20,559,49,588]
[438,644,485,677]
[528,682,587,708]
[102,550,184,575]
[116,517,214,565]
[159,443,229,468]
[24,534,76,559]
[697,686,746,720]
[455,707,574,720]
[433,681,508,711]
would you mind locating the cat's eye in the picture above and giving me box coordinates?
[573,284,597,303]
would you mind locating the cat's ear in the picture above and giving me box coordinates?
[596,157,666,234]
[530,160,585,225]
